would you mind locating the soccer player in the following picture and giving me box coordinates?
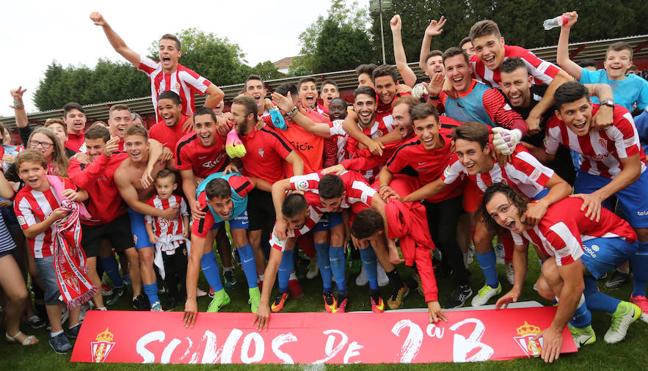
[536,81,648,316]
[499,57,616,184]
[405,122,572,306]
[145,170,189,307]
[183,173,257,325]
[350,205,445,324]
[459,37,475,58]
[318,80,340,116]
[176,107,235,285]
[149,91,192,152]
[484,183,642,357]
[427,47,527,135]
[468,19,573,132]
[14,150,88,353]
[62,102,87,153]
[230,95,304,284]
[68,124,142,310]
[243,75,269,116]
[106,104,134,152]
[378,104,470,307]
[114,125,176,311]
[557,12,648,112]
[90,11,224,118]
[391,15,444,88]
[356,64,377,88]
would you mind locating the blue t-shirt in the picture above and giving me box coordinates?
[634,110,648,153]
[579,69,648,112]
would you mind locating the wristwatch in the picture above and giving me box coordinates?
[600,99,614,108]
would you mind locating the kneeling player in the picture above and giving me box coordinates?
[183,173,257,327]
[483,183,641,359]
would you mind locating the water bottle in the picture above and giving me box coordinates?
[543,15,567,30]
[269,107,287,130]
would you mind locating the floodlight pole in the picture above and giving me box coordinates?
[379,0,386,64]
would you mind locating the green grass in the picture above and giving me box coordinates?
[2,249,647,370]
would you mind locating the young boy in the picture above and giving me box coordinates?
[145,169,189,309]
[14,150,90,354]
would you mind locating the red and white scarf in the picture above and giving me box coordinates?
[49,176,96,308]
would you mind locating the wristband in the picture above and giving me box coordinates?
[286,106,298,118]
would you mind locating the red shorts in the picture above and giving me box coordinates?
[462,180,483,213]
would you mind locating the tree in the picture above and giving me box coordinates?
[295,0,377,74]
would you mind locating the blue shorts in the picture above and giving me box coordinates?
[127,208,153,249]
[214,210,249,231]
[313,212,343,232]
[574,170,648,228]
[34,256,61,305]
[580,237,637,279]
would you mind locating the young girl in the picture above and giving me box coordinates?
[145,169,189,310]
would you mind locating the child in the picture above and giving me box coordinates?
[145,169,189,309]
[13,150,92,354]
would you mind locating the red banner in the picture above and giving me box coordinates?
[71,307,576,364]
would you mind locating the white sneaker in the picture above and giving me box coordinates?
[306,259,319,280]
[377,264,389,287]
[505,263,515,285]
[197,288,207,297]
[355,265,368,286]
[463,245,475,268]
[604,301,641,344]
[471,283,502,307]
[494,243,505,264]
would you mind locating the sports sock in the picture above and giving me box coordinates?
[200,252,223,292]
[359,247,378,291]
[237,244,258,289]
[315,243,333,292]
[567,294,592,328]
[101,255,124,288]
[330,245,346,295]
[584,275,620,314]
[631,241,648,297]
[278,249,294,294]
[143,283,160,305]
[475,250,499,288]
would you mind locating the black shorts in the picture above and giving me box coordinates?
[247,189,275,231]
[82,214,135,257]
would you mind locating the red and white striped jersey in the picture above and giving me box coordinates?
[470,45,561,88]
[511,197,637,266]
[442,145,553,199]
[145,195,189,245]
[289,170,376,214]
[544,104,646,178]
[270,194,324,252]
[329,119,349,163]
[14,177,76,258]
[138,57,212,118]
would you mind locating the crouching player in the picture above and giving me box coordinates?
[183,172,256,327]
[484,183,641,362]
[350,202,446,324]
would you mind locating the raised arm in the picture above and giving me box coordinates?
[89,11,141,67]
[419,17,446,71]
[203,84,225,110]
[556,11,582,80]
[390,15,417,87]
[272,92,332,138]
[10,87,28,129]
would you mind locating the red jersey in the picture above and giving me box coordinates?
[239,126,294,184]
[289,170,376,214]
[149,115,191,152]
[14,176,76,258]
[270,192,324,252]
[443,145,553,199]
[512,197,637,266]
[68,153,129,225]
[263,111,326,176]
[66,132,85,153]
[145,195,188,246]
[375,91,411,122]
[544,105,646,178]
[471,45,561,88]
[138,57,212,118]
[386,134,463,202]
[175,132,228,179]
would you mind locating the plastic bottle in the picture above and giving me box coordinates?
[269,107,287,130]
[543,15,568,30]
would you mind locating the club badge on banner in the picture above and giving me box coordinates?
[71,307,577,364]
